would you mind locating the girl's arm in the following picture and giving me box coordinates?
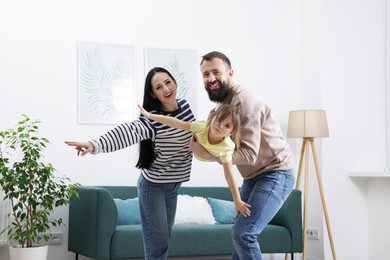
[223,162,251,217]
[138,105,191,131]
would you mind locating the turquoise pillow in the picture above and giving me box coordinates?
[113,198,141,225]
[207,198,236,224]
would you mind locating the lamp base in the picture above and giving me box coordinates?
[295,138,336,260]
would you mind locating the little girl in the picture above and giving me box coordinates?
[138,103,251,217]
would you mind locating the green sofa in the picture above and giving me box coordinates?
[68,186,302,260]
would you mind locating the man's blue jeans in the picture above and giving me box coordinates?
[232,169,295,260]
[137,174,181,260]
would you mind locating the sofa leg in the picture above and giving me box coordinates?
[75,253,78,260]
[290,253,294,260]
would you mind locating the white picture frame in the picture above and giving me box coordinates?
[77,42,135,124]
[144,47,198,116]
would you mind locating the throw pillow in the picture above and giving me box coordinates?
[207,198,236,224]
[113,198,141,225]
[174,194,216,224]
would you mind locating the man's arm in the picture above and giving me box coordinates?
[189,135,221,162]
[231,102,261,165]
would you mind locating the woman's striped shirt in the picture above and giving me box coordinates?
[90,99,195,183]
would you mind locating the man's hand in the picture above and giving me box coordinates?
[189,135,216,161]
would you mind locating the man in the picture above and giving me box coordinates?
[190,51,295,260]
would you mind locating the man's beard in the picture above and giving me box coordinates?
[206,82,229,102]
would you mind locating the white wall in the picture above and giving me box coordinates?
[320,0,387,259]
[0,0,388,260]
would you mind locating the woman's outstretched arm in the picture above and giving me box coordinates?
[64,141,94,156]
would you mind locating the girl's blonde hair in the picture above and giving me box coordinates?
[207,104,241,149]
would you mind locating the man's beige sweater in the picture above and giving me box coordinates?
[212,83,294,180]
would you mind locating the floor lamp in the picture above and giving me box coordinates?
[287,110,336,260]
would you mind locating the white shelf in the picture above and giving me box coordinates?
[349,171,390,178]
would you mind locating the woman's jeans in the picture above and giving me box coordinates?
[137,174,181,260]
[232,169,295,260]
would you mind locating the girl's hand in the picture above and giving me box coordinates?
[137,104,151,119]
[235,200,251,217]
[65,141,94,156]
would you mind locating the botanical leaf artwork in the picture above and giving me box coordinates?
[81,47,128,120]
[164,55,189,99]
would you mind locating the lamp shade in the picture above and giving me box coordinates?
[287,110,329,138]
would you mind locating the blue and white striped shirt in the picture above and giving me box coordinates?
[90,99,195,183]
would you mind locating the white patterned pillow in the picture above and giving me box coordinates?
[174,194,216,225]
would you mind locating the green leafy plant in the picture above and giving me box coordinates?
[0,114,80,248]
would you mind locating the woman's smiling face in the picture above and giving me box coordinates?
[150,72,177,110]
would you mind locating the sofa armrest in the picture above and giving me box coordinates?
[68,186,118,260]
[269,189,303,252]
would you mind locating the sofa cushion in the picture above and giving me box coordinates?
[113,198,141,225]
[207,198,236,224]
[111,225,145,259]
[175,195,216,224]
[170,224,234,256]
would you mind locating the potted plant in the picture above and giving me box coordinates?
[0,114,80,260]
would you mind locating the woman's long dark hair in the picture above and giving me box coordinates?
[136,67,177,169]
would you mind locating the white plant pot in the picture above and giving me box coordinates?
[9,245,48,260]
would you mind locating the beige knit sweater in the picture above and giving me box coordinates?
[211,83,294,180]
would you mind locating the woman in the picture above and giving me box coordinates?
[65,67,195,260]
